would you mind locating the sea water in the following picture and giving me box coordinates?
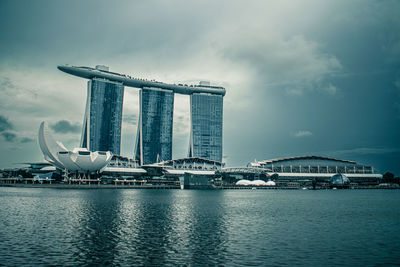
[0,188,399,266]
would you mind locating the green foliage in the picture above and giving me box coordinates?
[382,172,399,184]
[270,173,279,181]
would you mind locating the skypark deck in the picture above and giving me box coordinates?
[58,65,226,96]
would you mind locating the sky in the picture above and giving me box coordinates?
[0,0,399,175]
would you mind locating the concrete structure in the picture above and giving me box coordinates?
[135,87,174,165]
[81,77,124,155]
[330,173,350,188]
[179,173,214,189]
[58,65,226,165]
[154,157,223,170]
[38,121,69,169]
[188,93,223,162]
[57,148,113,172]
[250,155,382,184]
[39,122,219,182]
[38,121,112,174]
[39,121,222,182]
[57,65,226,96]
[101,155,146,178]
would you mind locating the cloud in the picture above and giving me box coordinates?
[174,114,190,135]
[0,0,399,174]
[50,120,81,134]
[324,83,337,95]
[0,77,14,90]
[285,86,306,96]
[284,83,337,96]
[20,137,34,143]
[1,131,17,142]
[0,115,13,132]
[0,115,34,143]
[224,34,342,96]
[332,147,400,155]
[292,130,313,138]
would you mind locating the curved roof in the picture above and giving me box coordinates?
[58,65,226,96]
[236,179,251,186]
[251,180,267,186]
[221,167,271,174]
[156,157,223,167]
[266,180,276,186]
[257,155,356,165]
[235,179,274,186]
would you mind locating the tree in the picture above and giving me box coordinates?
[270,173,279,181]
[383,172,395,183]
[312,178,317,190]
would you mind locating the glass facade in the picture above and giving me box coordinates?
[81,78,124,155]
[135,87,174,165]
[179,173,213,189]
[188,93,223,162]
[330,173,350,186]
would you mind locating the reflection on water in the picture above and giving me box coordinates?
[73,190,123,265]
[173,191,228,265]
[0,188,400,266]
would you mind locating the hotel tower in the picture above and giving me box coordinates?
[58,65,226,165]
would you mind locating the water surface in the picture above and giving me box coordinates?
[1,188,399,266]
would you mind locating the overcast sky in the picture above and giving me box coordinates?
[0,0,399,175]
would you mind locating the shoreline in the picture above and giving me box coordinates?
[0,183,180,189]
[1,183,399,190]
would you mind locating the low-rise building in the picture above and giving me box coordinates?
[250,155,382,185]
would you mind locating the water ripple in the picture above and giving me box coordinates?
[0,188,399,266]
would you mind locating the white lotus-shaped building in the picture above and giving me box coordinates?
[38,121,112,172]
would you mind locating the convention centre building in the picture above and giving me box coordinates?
[250,156,382,184]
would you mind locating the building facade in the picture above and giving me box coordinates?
[58,65,226,166]
[250,156,382,184]
[135,87,174,165]
[81,77,124,155]
[188,93,223,162]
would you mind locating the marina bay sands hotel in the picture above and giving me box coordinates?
[58,65,226,165]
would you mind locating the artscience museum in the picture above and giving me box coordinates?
[38,122,112,176]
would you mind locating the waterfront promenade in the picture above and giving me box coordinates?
[1,181,399,190]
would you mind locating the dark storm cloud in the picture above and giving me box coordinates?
[0,0,222,68]
[1,131,17,142]
[0,115,34,143]
[0,0,399,174]
[224,1,400,174]
[50,120,80,134]
[0,115,13,132]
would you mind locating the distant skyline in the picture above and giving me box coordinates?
[0,0,399,175]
